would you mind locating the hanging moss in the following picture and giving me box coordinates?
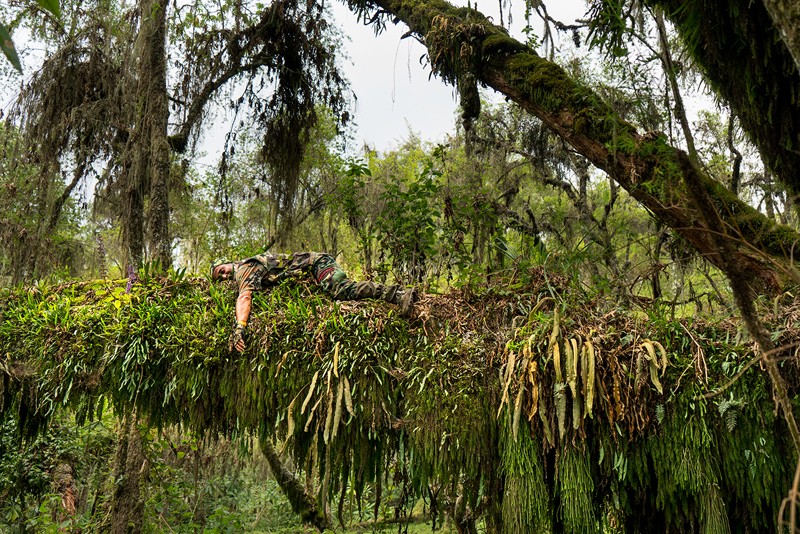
[500,418,552,534]
[647,412,719,530]
[715,384,789,531]
[648,0,800,196]
[558,445,596,534]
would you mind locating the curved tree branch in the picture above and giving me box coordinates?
[653,9,698,162]
[259,438,331,532]
[167,14,281,153]
[360,0,800,293]
[727,113,742,196]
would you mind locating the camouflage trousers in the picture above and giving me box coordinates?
[309,254,387,301]
[291,253,414,314]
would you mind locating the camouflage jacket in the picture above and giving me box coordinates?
[234,252,327,293]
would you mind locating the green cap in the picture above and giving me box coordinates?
[210,260,229,280]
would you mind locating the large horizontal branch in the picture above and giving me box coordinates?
[364,0,800,292]
[0,276,794,531]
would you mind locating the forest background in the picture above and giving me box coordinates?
[2,0,800,532]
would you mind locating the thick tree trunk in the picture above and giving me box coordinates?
[259,438,331,532]
[649,0,800,197]
[125,0,171,269]
[362,0,800,293]
[141,0,171,269]
[125,172,145,269]
[111,416,148,534]
[762,0,800,73]
[51,462,77,522]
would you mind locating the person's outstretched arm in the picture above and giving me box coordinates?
[233,289,253,352]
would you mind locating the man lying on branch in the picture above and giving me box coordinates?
[211,252,417,352]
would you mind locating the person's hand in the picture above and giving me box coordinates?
[233,323,246,353]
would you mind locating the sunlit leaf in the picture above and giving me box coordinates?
[35,0,61,18]
[0,24,21,72]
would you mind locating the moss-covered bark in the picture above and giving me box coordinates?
[762,0,800,72]
[0,275,796,531]
[127,0,171,268]
[110,415,147,534]
[360,0,800,292]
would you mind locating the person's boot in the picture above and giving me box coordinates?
[398,287,417,317]
[380,285,416,316]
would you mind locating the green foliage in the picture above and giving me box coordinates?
[35,0,60,18]
[376,160,442,284]
[0,420,63,529]
[0,24,21,72]
[0,407,306,533]
[1,0,798,529]
[0,411,114,533]
[143,434,303,533]
[339,159,371,231]
[332,159,374,270]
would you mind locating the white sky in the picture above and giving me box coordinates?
[331,0,589,152]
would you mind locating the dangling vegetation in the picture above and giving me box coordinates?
[0,266,796,531]
[500,418,551,533]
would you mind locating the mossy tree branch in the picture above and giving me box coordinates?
[358,0,800,293]
[259,438,331,531]
[0,275,796,531]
